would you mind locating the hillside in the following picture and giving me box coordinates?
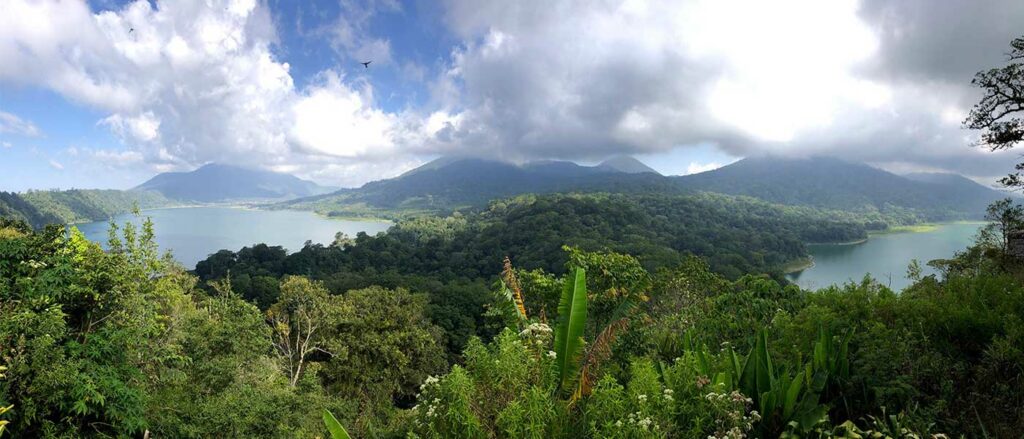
[278,157,673,217]
[675,156,1006,223]
[136,163,335,203]
[1,189,177,228]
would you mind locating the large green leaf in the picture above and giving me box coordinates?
[740,330,775,400]
[323,409,352,439]
[553,267,588,391]
[782,370,805,420]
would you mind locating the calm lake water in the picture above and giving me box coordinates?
[787,222,984,291]
[75,207,391,269]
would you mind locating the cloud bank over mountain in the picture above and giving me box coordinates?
[1,0,1021,187]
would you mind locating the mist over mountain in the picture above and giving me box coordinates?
[135,163,336,203]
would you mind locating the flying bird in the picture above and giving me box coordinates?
[361,61,372,69]
[129,27,134,34]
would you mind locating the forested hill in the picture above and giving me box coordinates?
[136,163,336,202]
[675,156,1006,222]
[278,157,675,217]
[205,192,867,297]
[0,189,176,228]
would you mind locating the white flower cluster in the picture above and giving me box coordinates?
[621,411,656,431]
[704,391,752,405]
[663,388,674,401]
[704,391,758,439]
[546,350,557,359]
[413,398,442,418]
[419,375,439,391]
[708,426,746,439]
[519,323,553,346]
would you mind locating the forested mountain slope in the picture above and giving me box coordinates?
[0,189,176,228]
[278,157,675,217]
[136,163,336,202]
[676,156,1005,222]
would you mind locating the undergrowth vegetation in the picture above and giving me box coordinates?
[0,209,1021,437]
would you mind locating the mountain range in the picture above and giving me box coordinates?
[279,155,1008,223]
[1,156,1009,229]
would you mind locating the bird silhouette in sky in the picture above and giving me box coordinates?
[361,61,372,69]
[129,27,134,34]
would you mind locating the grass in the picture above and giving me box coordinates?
[871,220,987,235]
[781,257,814,274]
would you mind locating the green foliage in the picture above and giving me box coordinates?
[2,191,1022,437]
[965,36,1024,187]
[554,268,588,392]
[322,285,447,432]
[1,189,176,228]
[323,409,352,439]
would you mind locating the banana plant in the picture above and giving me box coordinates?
[322,409,352,439]
[553,267,588,393]
[733,330,835,436]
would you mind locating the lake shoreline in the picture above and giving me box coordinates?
[782,257,815,274]
[789,222,983,291]
[74,206,393,268]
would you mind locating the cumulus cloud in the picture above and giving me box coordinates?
[48,159,64,170]
[429,0,1024,181]
[0,111,42,137]
[1,0,1022,186]
[0,0,420,185]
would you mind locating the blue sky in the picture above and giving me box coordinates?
[1,0,1021,191]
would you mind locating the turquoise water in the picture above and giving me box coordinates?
[75,207,391,269]
[787,223,984,291]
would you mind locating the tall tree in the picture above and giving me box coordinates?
[965,36,1024,188]
[981,198,1024,255]
[267,276,340,387]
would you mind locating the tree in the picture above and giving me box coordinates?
[965,36,1024,188]
[267,277,341,387]
[322,286,445,424]
[980,198,1024,255]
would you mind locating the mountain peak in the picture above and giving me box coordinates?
[597,156,660,175]
[135,163,335,203]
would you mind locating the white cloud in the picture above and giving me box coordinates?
[2,141,11,148]
[289,72,399,158]
[2,0,1022,187]
[0,0,417,186]
[0,111,42,137]
[429,0,1024,182]
[685,162,722,175]
[48,159,64,170]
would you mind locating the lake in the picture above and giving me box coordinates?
[787,222,984,291]
[75,207,392,269]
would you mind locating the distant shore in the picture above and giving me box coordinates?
[782,257,815,274]
[70,203,393,226]
[870,220,986,236]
